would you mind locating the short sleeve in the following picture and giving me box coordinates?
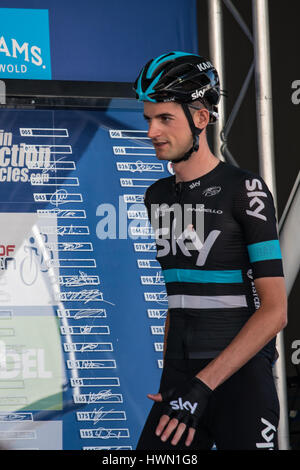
[143,187,151,221]
[233,174,284,279]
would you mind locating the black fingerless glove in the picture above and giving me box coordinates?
[160,377,212,428]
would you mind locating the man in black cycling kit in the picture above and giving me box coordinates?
[133,52,287,450]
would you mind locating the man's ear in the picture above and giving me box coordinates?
[194,108,210,129]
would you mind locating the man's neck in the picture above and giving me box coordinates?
[173,146,220,183]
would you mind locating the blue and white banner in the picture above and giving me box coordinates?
[0,0,198,81]
[0,8,52,79]
[0,101,172,450]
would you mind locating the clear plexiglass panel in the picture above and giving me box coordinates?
[0,99,172,450]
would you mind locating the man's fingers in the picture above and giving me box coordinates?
[155,414,170,437]
[155,415,196,446]
[160,418,179,442]
[171,422,186,446]
[147,393,162,402]
[185,427,196,447]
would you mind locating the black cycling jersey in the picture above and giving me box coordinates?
[144,161,284,360]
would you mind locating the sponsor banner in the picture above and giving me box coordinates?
[0,104,170,450]
[0,2,197,82]
[0,8,51,79]
[0,306,63,412]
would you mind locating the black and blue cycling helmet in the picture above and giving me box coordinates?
[133,51,221,162]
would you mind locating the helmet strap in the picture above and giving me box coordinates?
[170,103,203,164]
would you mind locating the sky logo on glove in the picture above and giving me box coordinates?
[170,397,198,415]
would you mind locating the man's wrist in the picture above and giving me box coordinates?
[192,376,213,394]
[195,370,217,391]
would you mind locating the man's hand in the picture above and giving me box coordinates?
[147,377,212,446]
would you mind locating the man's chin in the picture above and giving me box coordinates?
[154,152,170,161]
[155,151,185,162]
[167,154,187,164]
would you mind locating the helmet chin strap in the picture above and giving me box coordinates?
[170,103,203,164]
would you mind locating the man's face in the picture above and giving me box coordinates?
[143,101,193,162]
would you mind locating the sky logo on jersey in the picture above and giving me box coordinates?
[245,178,267,221]
[256,417,277,449]
[0,8,52,79]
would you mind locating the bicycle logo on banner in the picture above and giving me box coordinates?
[20,235,53,286]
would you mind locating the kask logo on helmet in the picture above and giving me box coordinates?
[196,61,213,72]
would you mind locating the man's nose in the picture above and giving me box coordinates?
[147,120,161,140]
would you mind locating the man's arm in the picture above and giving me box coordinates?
[153,276,287,446]
[195,276,287,390]
[163,310,170,360]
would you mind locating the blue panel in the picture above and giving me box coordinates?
[0,102,171,449]
[0,0,198,81]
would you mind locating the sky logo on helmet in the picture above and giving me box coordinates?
[191,89,206,100]
[0,8,52,79]
[191,83,212,101]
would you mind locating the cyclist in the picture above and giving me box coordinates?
[133,51,287,450]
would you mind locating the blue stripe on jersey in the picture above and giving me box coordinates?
[163,268,243,284]
[247,239,282,263]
